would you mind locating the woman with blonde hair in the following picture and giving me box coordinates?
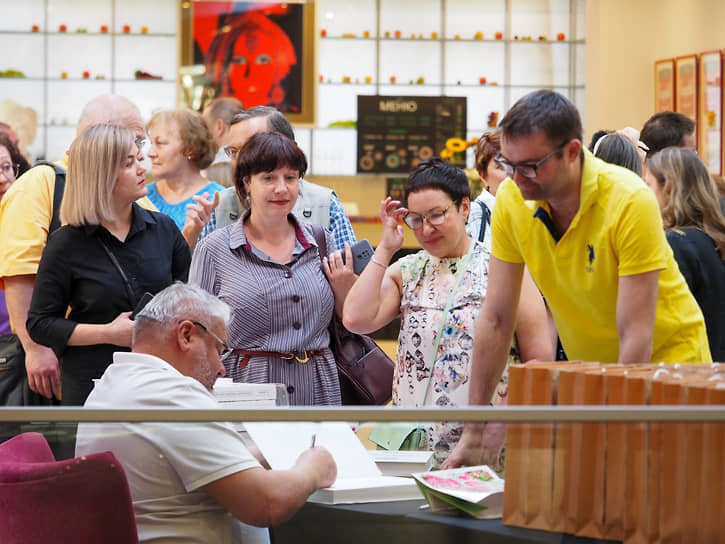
[645,147,725,360]
[27,124,190,405]
[146,109,224,248]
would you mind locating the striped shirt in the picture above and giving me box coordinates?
[190,211,341,405]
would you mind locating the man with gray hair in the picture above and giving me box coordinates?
[0,94,156,402]
[76,282,337,544]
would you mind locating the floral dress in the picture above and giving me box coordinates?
[395,240,514,467]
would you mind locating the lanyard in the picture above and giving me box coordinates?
[421,239,477,405]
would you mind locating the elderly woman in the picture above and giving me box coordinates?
[27,125,190,405]
[146,109,224,247]
[190,132,355,406]
[343,158,553,467]
[645,147,725,360]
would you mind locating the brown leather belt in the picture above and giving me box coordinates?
[232,349,325,369]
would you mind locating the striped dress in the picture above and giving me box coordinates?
[190,212,341,405]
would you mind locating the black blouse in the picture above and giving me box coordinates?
[27,204,191,403]
[667,227,725,361]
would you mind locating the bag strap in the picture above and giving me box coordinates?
[310,224,328,264]
[34,161,66,234]
[475,199,491,243]
[98,239,136,307]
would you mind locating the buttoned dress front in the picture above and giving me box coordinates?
[190,211,341,405]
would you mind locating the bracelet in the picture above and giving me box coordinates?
[370,256,388,269]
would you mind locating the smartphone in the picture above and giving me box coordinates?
[130,292,154,320]
[342,239,375,275]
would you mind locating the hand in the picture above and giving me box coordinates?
[323,243,357,292]
[104,311,134,347]
[184,191,220,231]
[378,197,406,255]
[25,344,61,399]
[440,422,486,470]
[296,446,337,489]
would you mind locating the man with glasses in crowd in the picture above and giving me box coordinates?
[0,94,156,402]
[443,90,710,469]
[76,282,337,543]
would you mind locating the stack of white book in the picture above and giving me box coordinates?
[244,422,423,505]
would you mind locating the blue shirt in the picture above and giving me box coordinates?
[328,192,357,252]
[146,181,225,237]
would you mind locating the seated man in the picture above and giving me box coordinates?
[75,283,336,543]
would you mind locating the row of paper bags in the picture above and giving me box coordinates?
[502,361,725,543]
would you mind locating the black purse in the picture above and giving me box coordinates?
[311,226,394,405]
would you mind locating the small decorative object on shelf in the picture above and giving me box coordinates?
[95,74,106,80]
[32,24,40,32]
[320,29,327,37]
[487,112,499,127]
[474,31,483,40]
[431,32,438,39]
[76,28,88,33]
[495,31,503,40]
[134,69,162,80]
[140,26,148,34]
[122,24,131,33]
[0,69,26,78]
[394,30,401,38]
[538,35,547,41]
[59,24,67,32]
[100,25,109,33]
[410,33,415,39]
[319,74,323,82]
[514,35,519,40]
[489,81,498,86]
[457,80,461,85]
[364,76,372,84]
[416,76,425,84]
[342,76,351,83]
[60,71,68,79]
[557,32,566,40]
[363,30,370,38]
[479,77,487,85]
[384,30,390,38]
[389,76,396,83]
[82,71,90,79]
[342,33,356,38]
[418,33,423,39]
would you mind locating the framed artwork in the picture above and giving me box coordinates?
[654,59,675,113]
[698,51,722,175]
[675,55,698,121]
[179,1,317,125]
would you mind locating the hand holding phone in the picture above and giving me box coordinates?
[342,239,375,275]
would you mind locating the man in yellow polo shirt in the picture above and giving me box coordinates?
[0,94,156,401]
[443,90,710,469]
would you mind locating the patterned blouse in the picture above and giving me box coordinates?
[396,240,512,467]
[190,211,341,406]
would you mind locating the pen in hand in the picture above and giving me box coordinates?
[310,433,316,448]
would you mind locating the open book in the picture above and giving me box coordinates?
[413,465,505,519]
[244,422,422,504]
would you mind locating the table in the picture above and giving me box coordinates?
[271,500,619,543]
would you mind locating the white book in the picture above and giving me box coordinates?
[244,422,422,504]
[368,450,434,477]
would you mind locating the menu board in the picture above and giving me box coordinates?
[357,95,467,174]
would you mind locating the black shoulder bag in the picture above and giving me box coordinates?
[310,226,394,405]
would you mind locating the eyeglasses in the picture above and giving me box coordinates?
[192,321,233,360]
[403,204,452,230]
[223,144,240,160]
[0,162,18,180]
[494,140,569,179]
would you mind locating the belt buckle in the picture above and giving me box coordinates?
[295,351,310,363]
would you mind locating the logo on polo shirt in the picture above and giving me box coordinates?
[586,243,595,272]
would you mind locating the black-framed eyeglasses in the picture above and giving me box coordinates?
[192,321,233,360]
[403,204,452,230]
[223,144,239,161]
[0,162,18,180]
[495,140,569,179]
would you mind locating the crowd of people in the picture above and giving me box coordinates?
[1,90,723,542]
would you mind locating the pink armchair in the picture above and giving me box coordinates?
[0,432,138,543]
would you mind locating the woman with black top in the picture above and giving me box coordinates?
[27,124,190,405]
[645,147,725,361]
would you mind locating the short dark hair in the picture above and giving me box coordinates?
[0,133,30,177]
[593,133,642,176]
[588,129,610,152]
[230,106,295,141]
[404,157,470,206]
[234,132,307,200]
[499,90,583,146]
[640,111,695,157]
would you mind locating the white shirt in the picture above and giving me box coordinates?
[76,352,261,544]
[465,189,497,251]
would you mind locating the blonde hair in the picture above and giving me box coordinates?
[61,124,135,226]
[147,109,217,170]
[646,147,725,260]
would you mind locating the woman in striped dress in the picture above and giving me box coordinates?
[190,132,355,405]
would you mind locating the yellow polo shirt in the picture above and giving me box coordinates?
[491,150,710,364]
[0,155,157,289]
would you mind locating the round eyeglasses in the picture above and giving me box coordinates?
[403,205,452,230]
